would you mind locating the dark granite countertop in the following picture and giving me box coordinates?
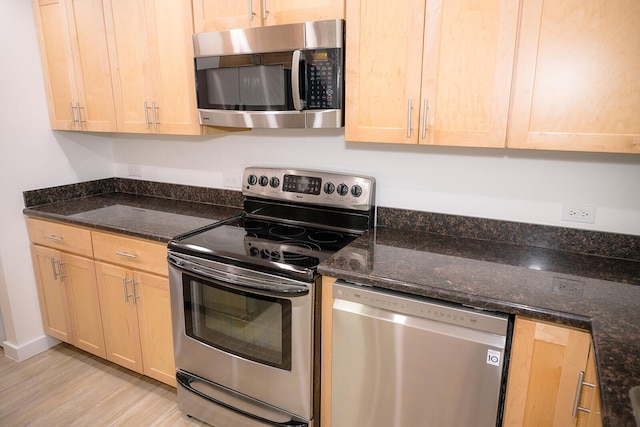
[22,178,243,242]
[22,179,640,425]
[318,226,640,427]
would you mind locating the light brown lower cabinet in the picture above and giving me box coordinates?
[27,218,175,387]
[95,262,175,386]
[503,317,602,427]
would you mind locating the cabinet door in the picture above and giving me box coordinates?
[419,0,518,147]
[104,0,154,133]
[503,318,592,427]
[508,0,640,153]
[66,0,116,131]
[263,0,344,26]
[32,0,78,130]
[145,0,201,135]
[344,0,426,144]
[95,261,143,374]
[61,252,106,358]
[134,271,176,386]
[192,0,261,32]
[30,245,72,343]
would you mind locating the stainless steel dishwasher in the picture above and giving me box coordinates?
[331,281,511,427]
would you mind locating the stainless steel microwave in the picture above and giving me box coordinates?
[193,19,344,129]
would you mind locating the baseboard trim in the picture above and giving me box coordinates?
[2,335,59,361]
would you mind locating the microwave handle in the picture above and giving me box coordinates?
[291,49,303,111]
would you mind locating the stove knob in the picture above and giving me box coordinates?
[261,249,271,259]
[337,183,349,196]
[247,174,258,186]
[351,185,363,197]
[249,247,260,257]
[270,176,280,188]
[271,251,281,261]
[259,175,269,187]
[323,182,335,194]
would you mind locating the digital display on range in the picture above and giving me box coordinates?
[283,174,322,195]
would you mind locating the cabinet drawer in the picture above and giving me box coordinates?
[92,231,168,276]
[27,218,93,257]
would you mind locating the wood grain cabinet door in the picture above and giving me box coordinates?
[345,0,517,147]
[60,252,106,358]
[507,0,640,153]
[134,271,176,386]
[262,0,344,26]
[503,318,602,427]
[95,261,144,374]
[30,245,73,343]
[32,0,116,131]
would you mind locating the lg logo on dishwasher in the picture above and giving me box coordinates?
[486,349,502,366]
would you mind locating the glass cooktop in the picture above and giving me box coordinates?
[170,214,359,270]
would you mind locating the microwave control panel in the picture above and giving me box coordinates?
[306,49,341,110]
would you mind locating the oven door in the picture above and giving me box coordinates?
[168,252,317,423]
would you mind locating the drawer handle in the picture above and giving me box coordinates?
[45,235,64,241]
[572,370,596,417]
[115,251,138,259]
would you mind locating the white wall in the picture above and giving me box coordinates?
[0,1,114,360]
[111,131,640,236]
[1,0,639,361]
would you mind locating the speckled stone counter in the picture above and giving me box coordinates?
[319,224,640,426]
[22,178,243,241]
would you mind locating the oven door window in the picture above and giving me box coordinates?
[183,273,292,371]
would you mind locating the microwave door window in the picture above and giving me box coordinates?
[206,68,240,109]
[239,65,286,110]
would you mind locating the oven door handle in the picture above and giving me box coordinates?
[169,255,310,297]
[177,371,307,427]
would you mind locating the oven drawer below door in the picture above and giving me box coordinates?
[176,370,312,427]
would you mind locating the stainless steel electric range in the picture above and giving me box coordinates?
[167,167,375,427]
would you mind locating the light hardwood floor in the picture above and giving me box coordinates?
[0,343,208,426]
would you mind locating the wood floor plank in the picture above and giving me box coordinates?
[0,344,208,426]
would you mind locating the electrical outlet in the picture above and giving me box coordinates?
[561,204,596,224]
[127,163,142,177]
[223,172,242,189]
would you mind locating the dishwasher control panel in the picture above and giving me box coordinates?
[333,281,508,336]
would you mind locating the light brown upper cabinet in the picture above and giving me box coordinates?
[192,0,344,33]
[507,0,640,153]
[345,0,519,147]
[104,0,201,135]
[32,0,116,132]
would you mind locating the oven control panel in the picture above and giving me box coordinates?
[243,167,375,211]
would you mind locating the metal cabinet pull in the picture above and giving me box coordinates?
[262,0,268,19]
[131,280,140,304]
[76,102,83,129]
[144,101,150,129]
[151,101,159,129]
[421,98,429,139]
[69,102,77,127]
[45,235,64,241]
[57,260,66,282]
[248,0,255,20]
[572,370,596,417]
[122,277,134,303]
[407,99,413,138]
[115,251,138,259]
[51,257,60,280]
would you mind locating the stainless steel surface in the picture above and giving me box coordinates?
[76,102,83,127]
[407,98,412,138]
[631,386,640,427]
[422,98,429,138]
[572,370,596,417]
[193,19,343,57]
[291,49,302,111]
[144,101,150,129]
[169,257,316,421]
[176,371,311,427]
[151,101,158,129]
[242,167,375,213]
[331,281,509,427]
[198,108,342,129]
